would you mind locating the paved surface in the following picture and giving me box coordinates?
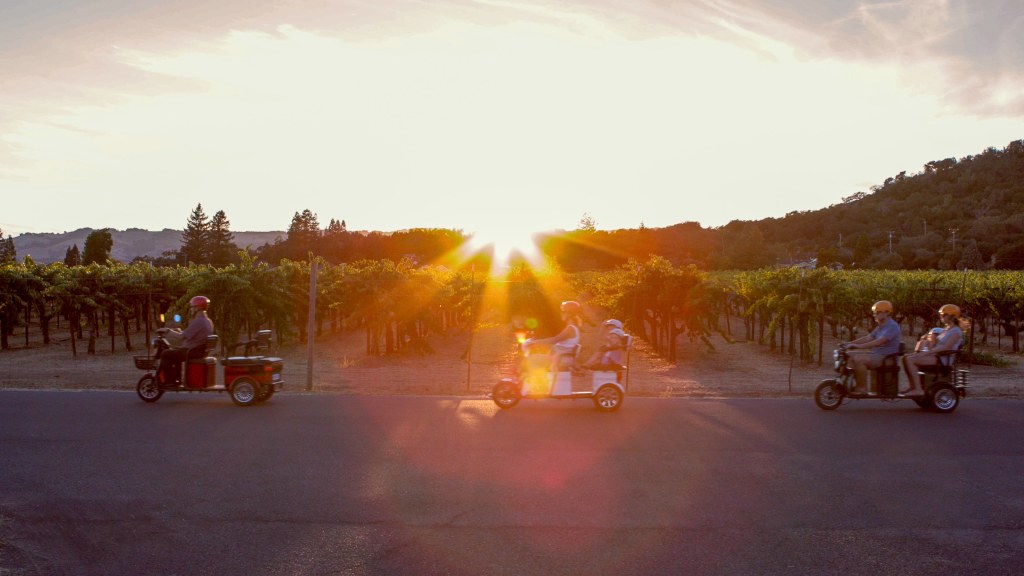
[1,390,1023,575]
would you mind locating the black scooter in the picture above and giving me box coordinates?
[814,344,967,413]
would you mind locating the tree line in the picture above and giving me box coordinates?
[574,260,1024,364]
[0,256,491,358]
[3,255,1023,371]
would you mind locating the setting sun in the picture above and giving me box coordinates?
[465,219,543,271]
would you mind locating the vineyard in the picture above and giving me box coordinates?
[1,257,1023,396]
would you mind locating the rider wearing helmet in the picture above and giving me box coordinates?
[580,328,628,371]
[526,300,583,371]
[602,318,623,331]
[577,320,628,372]
[900,304,964,397]
[158,296,216,386]
[844,300,902,395]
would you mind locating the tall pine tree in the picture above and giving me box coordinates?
[0,231,14,264]
[286,209,321,260]
[82,229,113,264]
[181,203,210,265]
[322,218,348,264]
[208,210,238,267]
[64,244,82,266]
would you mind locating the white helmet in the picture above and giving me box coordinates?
[602,319,623,330]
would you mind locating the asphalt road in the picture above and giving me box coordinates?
[1,390,1022,576]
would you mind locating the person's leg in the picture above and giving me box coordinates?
[848,351,870,393]
[159,347,186,385]
[862,354,884,394]
[905,354,938,394]
[901,354,919,392]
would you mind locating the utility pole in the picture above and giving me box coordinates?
[887,231,895,254]
[466,264,475,392]
[306,254,317,392]
[949,227,958,249]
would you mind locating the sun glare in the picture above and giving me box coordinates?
[466,223,543,271]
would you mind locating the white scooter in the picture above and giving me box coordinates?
[490,330,629,412]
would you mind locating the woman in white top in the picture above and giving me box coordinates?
[527,300,582,371]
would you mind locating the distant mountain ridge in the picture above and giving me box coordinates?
[9,140,1024,269]
[12,228,285,264]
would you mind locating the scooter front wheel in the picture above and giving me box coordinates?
[814,380,843,410]
[492,381,520,410]
[136,375,163,403]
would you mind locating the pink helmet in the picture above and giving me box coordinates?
[190,295,210,311]
[560,301,581,315]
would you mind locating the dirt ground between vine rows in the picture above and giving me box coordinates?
[1,320,1021,399]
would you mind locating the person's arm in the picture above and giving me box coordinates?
[531,325,575,347]
[926,330,961,355]
[180,321,202,342]
[852,322,900,350]
[848,331,880,349]
[607,348,625,366]
[159,328,184,346]
[581,349,603,366]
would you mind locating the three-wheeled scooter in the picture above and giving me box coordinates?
[490,330,629,412]
[814,343,968,413]
[134,328,284,407]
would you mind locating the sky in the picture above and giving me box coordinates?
[2,0,1023,249]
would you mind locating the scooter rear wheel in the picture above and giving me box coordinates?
[593,384,623,412]
[136,375,163,403]
[492,381,520,410]
[230,377,259,407]
[929,383,960,413]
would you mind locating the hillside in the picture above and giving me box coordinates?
[13,228,284,264]
[750,139,1024,269]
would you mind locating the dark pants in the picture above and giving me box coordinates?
[159,346,206,385]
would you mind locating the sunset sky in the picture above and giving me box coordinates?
[2,0,1023,246]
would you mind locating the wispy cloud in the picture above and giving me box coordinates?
[0,0,1021,236]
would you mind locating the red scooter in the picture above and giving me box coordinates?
[134,328,284,407]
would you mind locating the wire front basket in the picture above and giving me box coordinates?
[134,355,158,370]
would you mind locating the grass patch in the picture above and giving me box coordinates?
[967,350,1016,368]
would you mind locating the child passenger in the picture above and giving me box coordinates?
[579,328,628,371]
[914,327,944,353]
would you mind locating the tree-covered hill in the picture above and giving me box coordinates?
[12,229,285,265]
[545,138,1024,270]
[751,139,1024,270]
